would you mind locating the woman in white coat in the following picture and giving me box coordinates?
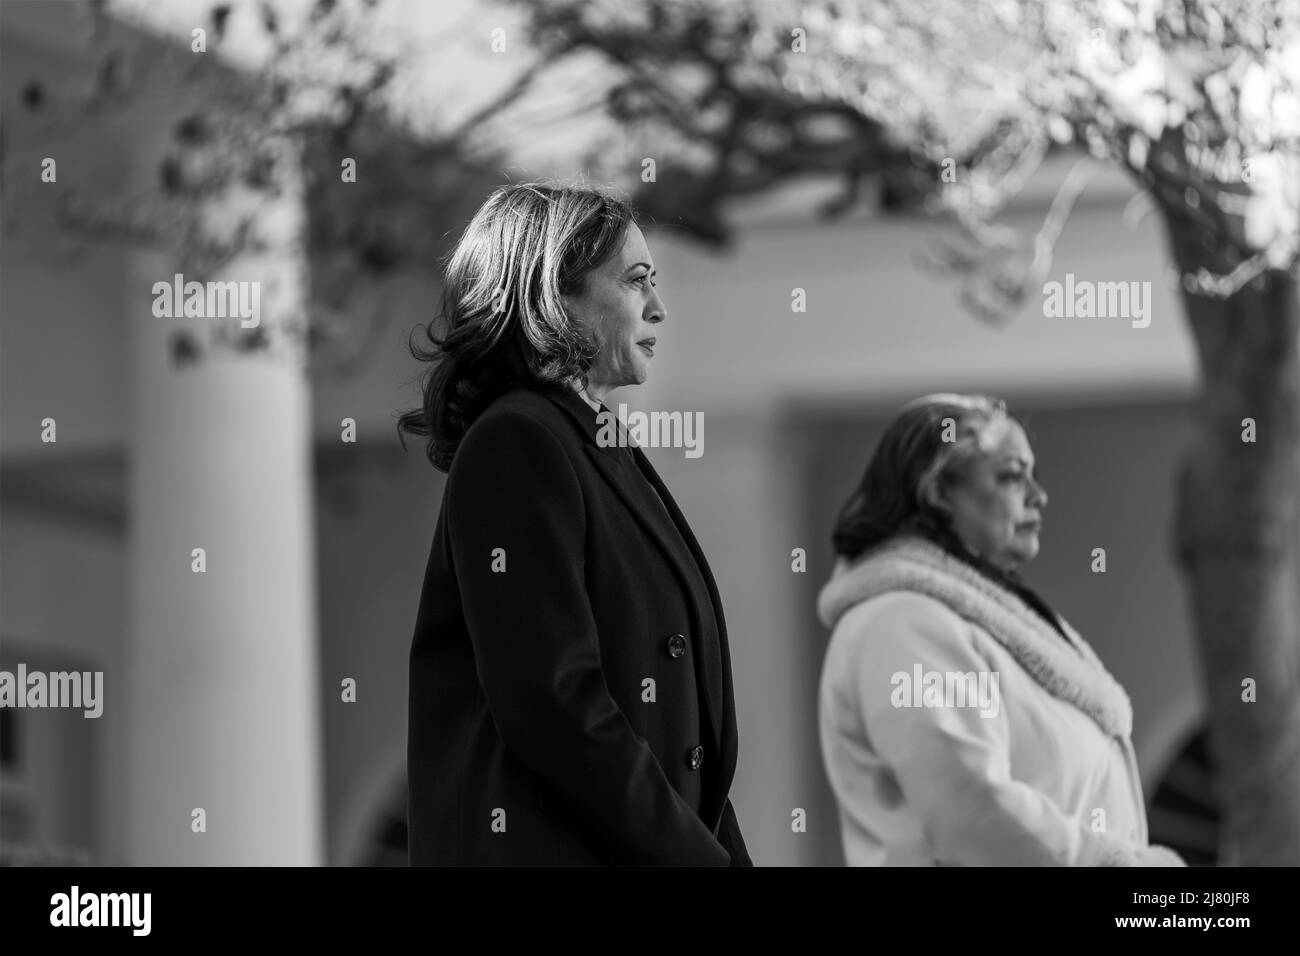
[817,393,1185,866]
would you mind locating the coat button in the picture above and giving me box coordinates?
[686,745,704,770]
[666,633,687,658]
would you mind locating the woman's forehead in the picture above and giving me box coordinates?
[974,417,1031,457]
[619,222,650,261]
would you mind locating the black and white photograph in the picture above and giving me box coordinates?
[0,0,1296,929]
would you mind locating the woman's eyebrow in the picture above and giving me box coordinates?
[624,262,655,274]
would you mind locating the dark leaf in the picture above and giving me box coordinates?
[310,0,338,24]
[97,50,126,97]
[175,114,210,145]
[211,4,232,41]
[360,232,400,273]
[159,156,183,194]
[234,325,270,353]
[170,331,202,367]
[244,153,276,190]
[21,81,44,111]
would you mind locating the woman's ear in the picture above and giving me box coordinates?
[919,475,952,518]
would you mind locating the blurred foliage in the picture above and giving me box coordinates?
[2,0,510,374]
[503,0,1299,317]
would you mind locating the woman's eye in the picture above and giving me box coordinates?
[633,274,654,287]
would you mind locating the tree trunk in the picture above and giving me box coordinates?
[1164,213,1300,865]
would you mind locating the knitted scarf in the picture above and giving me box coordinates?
[817,533,1134,739]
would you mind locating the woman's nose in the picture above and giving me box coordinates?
[1030,480,1047,509]
[648,290,667,324]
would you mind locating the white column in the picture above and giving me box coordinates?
[123,178,323,864]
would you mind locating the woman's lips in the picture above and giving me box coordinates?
[638,342,655,357]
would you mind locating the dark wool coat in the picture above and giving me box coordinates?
[408,383,752,866]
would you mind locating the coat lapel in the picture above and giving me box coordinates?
[539,390,698,584]
[539,386,733,809]
[584,449,724,743]
[624,440,738,812]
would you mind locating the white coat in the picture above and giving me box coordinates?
[816,533,1185,866]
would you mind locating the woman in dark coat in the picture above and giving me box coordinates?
[399,182,752,866]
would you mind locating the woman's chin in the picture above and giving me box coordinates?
[1012,537,1040,563]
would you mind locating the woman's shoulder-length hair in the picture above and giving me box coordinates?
[396,180,638,472]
